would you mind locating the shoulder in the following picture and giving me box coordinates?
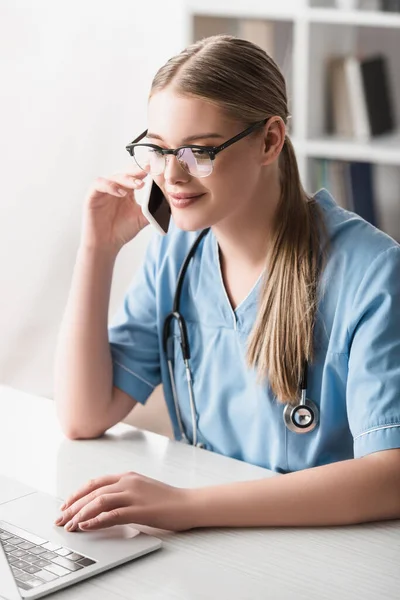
[315,187,399,255]
[315,188,400,285]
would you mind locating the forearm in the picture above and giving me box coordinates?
[54,245,118,438]
[187,450,400,528]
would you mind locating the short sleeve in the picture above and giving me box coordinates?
[108,234,162,405]
[346,246,400,458]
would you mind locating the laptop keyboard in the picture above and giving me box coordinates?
[0,520,96,592]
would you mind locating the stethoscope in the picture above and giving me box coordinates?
[162,228,319,447]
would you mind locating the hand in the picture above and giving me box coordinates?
[54,472,194,532]
[81,167,150,252]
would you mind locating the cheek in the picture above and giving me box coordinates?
[210,153,257,201]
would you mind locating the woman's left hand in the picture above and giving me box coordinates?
[54,472,194,532]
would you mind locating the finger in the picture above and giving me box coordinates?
[123,166,150,180]
[59,475,120,512]
[90,176,143,198]
[108,172,147,189]
[79,506,135,531]
[64,492,131,532]
[56,483,120,528]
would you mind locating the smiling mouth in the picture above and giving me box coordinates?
[168,193,205,207]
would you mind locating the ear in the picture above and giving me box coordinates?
[260,116,286,166]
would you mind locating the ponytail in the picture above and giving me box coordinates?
[246,136,328,404]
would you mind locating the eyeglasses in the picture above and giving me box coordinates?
[125,118,268,179]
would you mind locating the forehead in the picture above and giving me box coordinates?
[147,89,234,141]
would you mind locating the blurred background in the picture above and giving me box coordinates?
[1,0,399,437]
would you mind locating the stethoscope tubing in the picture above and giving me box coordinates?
[162,229,318,444]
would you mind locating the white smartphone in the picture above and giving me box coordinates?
[140,177,171,235]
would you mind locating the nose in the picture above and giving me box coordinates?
[163,154,191,185]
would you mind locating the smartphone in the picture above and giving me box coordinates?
[141,178,171,235]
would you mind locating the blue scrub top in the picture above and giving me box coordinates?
[108,189,400,473]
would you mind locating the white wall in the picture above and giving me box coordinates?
[0,0,187,396]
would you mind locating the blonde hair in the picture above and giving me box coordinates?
[151,35,328,405]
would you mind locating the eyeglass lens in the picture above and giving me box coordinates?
[132,146,213,178]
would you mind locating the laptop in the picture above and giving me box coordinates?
[0,475,162,599]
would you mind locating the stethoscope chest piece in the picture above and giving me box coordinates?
[283,397,319,434]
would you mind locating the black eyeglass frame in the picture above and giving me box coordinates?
[125,118,268,169]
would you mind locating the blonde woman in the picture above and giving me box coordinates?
[54,35,400,532]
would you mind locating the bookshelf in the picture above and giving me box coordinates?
[308,8,400,27]
[304,132,400,164]
[183,0,400,241]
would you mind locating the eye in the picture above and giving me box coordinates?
[191,149,209,157]
[148,148,163,157]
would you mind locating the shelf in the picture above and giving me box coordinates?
[304,133,400,165]
[186,2,400,29]
[308,8,400,28]
[185,0,302,21]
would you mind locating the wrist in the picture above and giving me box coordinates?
[78,240,121,262]
[183,486,216,530]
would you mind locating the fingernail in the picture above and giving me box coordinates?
[134,179,144,186]
[59,503,66,511]
[64,520,75,531]
[117,188,127,196]
[54,516,63,525]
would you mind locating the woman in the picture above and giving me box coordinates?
[54,35,400,532]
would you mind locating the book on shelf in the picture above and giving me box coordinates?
[326,56,370,141]
[348,162,378,226]
[380,0,400,11]
[238,20,274,57]
[361,56,396,136]
[336,0,358,8]
[340,1,400,10]
[312,158,379,228]
[326,53,396,140]
[237,19,293,132]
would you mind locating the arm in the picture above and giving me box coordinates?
[187,449,400,528]
[54,245,137,440]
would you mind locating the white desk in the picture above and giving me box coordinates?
[1,385,399,599]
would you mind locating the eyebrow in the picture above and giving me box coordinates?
[146,131,225,144]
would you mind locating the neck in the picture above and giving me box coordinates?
[212,169,281,270]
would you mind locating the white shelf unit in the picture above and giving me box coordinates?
[184,0,400,241]
[304,133,400,165]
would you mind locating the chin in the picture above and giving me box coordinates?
[171,210,215,232]
[173,219,210,232]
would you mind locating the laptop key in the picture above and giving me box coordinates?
[15,572,35,583]
[23,554,43,564]
[66,552,84,561]
[12,560,30,570]
[55,547,73,557]
[10,549,30,559]
[25,578,43,588]
[41,551,58,560]
[44,563,70,577]
[21,565,41,575]
[41,542,61,552]
[32,558,51,568]
[77,558,96,567]
[30,547,48,555]
[17,581,32,591]
[36,569,58,582]
[0,532,12,541]
[7,537,24,545]
[19,542,35,550]
[52,556,83,571]
[3,544,15,553]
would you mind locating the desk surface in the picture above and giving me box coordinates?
[0,385,399,600]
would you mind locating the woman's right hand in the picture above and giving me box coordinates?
[81,168,150,252]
